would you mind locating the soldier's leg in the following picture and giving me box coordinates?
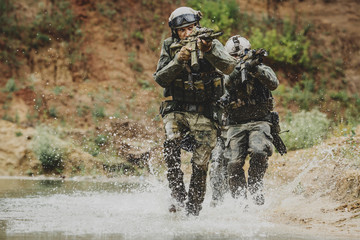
[186,114,217,216]
[163,113,188,212]
[187,161,208,216]
[209,136,227,206]
[164,139,187,206]
[227,126,248,200]
[247,121,273,205]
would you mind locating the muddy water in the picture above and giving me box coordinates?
[0,177,351,240]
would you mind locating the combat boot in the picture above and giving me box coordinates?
[186,163,208,216]
[164,139,187,212]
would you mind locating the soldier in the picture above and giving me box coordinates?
[216,35,281,205]
[153,7,236,216]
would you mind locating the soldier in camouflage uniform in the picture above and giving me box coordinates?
[153,7,236,216]
[217,35,279,205]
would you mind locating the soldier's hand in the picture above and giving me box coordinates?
[178,46,191,62]
[197,38,212,53]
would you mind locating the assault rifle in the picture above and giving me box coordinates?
[170,27,223,71]
[270,112,287,155]
[235,48,268,85]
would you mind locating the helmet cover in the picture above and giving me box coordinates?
[168,7,202,29]
[225,35,251,56]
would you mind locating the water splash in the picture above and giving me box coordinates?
[0,178,352,240]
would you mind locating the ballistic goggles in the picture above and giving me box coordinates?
[169,14,200,29]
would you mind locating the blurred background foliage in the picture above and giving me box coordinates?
[0,0,359,172]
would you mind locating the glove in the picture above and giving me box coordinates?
[197,38,212,53]
[178,46,191,62]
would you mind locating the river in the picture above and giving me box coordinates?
[0,177,355,240]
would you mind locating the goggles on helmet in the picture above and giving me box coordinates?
[169,13,200,28]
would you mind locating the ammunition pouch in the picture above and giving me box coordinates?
[171,73,223,103]
[227,98,274,124]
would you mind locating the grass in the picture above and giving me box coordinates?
[280,109,331,151]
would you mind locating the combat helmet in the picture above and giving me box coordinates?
[168,7,202,38]
[225,35,251,57]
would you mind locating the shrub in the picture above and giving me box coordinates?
[94,134,108,147]
[249,26,310,67]
[188,0,241,42]
[128,52,143,73]
[48,106,58,118]
[33,128,64,172]
[92,105,106,119]
[280,109,330,151]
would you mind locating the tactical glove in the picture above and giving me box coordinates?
[197,39,212,53]
[178,46,191,62]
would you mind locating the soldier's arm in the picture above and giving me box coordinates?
[251,64,279,90]
[153,39,184,88]
[225,64,241,91]
[203,39,237,75]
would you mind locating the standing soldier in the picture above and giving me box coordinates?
[215,35,285,205]
[153,7,236,216]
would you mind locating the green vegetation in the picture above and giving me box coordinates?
[92,105,106,119]
[48,106,58,118]
[187,0,358,125]
[15,131,23,137]
[94,134,109,147]
[280,109,330,151]
[249,26,310,67]
[128,52,144,73]
[0,0,81,67]
[53,86,64,95]
[33,127,65,172]
[188,0,240,42]
[2,78,17,92]
[96,2,117,20]
[188,0,310,67]
[29,1,81,48]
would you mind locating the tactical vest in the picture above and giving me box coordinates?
[227,76,274,124]
[167,44,224,104]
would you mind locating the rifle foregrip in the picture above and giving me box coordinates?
[191,50,199,71]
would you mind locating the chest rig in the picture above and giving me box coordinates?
[168,43,224,104]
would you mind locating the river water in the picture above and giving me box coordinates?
[0,177,353,240]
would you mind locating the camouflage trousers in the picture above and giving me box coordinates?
[209,128,229,206]
[162,111,217,215]
[226,121,274,204]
